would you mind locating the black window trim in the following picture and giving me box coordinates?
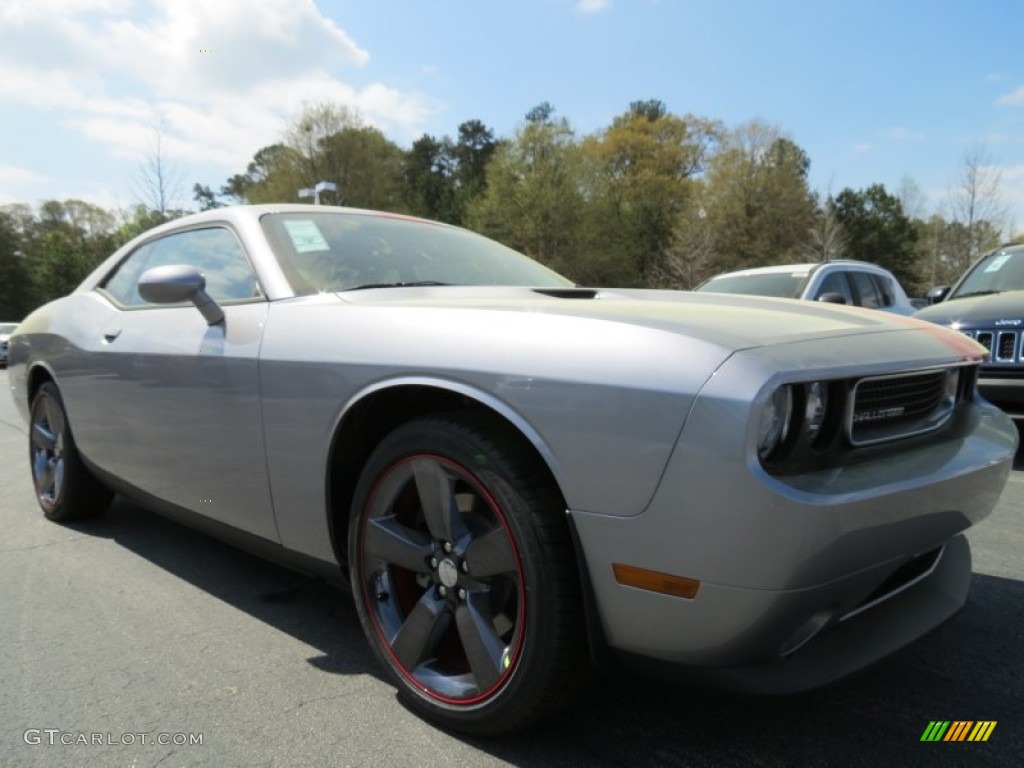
[95,223,267,310]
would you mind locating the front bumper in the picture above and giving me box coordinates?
[570,390,1015,689]
[978,373,1024,418]
[608,535,972,694]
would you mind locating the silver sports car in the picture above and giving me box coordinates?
[6,205,1016,735]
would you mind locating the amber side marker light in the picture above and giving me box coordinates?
[613,563,701,599]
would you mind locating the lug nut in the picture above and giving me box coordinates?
[438,585,448,597]
[457,588,466,600]
[443,541,453,554]
[429,556,439,569]
[461,560,469,573]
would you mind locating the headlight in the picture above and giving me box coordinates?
[804,381,828,441]
[758,385,793,460]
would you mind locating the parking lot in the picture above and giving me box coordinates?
[1,369,1021,768]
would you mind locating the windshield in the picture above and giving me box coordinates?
[260,212,573,295]
[695,271,808,299]
[0,323,17,334]
[949,248,1024,300]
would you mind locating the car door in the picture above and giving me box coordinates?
[91,225,278,541]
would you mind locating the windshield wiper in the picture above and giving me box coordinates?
[950,289,1004,300]
[342,281,451,291]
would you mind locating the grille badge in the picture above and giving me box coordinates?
[853,406,906,423]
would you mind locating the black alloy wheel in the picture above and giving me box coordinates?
[29,382,112,521]
[349,413,587,735]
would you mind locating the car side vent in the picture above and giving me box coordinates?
[532,288,600,299]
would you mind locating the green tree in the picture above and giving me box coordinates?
[0,210,35,319]
[451,119,499,222]
[702,121,816,272]
[15,200,121,307]
[242,144,310,204]
[581,103,722,285]
[832,184,920,291]
[317,123,406,210]
[467,108,585,276]
[403,134,457,221]
[403,120,499,225]
[192,183,223,210]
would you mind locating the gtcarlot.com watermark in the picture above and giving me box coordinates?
[24,729,203,747]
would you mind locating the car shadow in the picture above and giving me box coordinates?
[67,498,1023,767]
[64,495,382,681]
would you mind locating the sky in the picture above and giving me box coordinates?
[1,0,1023,233]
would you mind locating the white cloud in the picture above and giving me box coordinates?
[995,86,1024,107]
[0,165,53,206]
[0,0,433,176]
[884,127,928,142]
[0,164,49,184]
[578,0,612,14]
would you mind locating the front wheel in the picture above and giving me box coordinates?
[349,413,587,735]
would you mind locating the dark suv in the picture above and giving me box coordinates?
[916,243,1024,418]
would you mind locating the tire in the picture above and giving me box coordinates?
[349,413,588,735]
[29,381,113,521]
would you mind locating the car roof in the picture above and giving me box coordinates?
[709,260,890,279]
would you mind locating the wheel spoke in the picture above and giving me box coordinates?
[31,423,57,451]
[51,459,64,502]
[364,516,433,573]
[43,398,64,439]
[464,527,517,578]
[455,591,507,693]
[412,458,467,543]
[39,461,55,495]
[391,590,450,671]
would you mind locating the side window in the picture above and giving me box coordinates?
[814,271,854,304]
[101,228,261,307]
[848,271,884,309]
[874,275,895,307]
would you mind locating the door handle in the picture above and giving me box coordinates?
[103,328,122,342]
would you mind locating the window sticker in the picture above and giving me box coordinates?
[283,220,331,253]
[984,253,1012,273]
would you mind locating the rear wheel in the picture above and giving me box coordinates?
[29,382,112,521]
[349,413,587,735]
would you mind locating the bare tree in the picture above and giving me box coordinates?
[804,180,847,262]
[654,204,716,289]
[897,174,928,221]
[134,124,184,219]
[946,142,1007,274]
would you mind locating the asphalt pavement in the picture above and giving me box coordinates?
[1,370,1021,767]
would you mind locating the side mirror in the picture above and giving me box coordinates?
[138,265,225,325]
[926,285,951,304]
[817,292,847,305]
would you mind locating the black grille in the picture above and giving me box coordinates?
[998,332,1018,361]
[962,329,1022,365]
[850,369,955,445]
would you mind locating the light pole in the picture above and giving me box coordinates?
[298,180,337,205]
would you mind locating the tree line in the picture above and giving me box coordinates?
[2,100,1017,322]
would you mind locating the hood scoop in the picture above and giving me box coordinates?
[532,288,600,300]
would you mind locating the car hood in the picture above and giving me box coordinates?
[333,285,961,352]
[915,291,1024,328]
